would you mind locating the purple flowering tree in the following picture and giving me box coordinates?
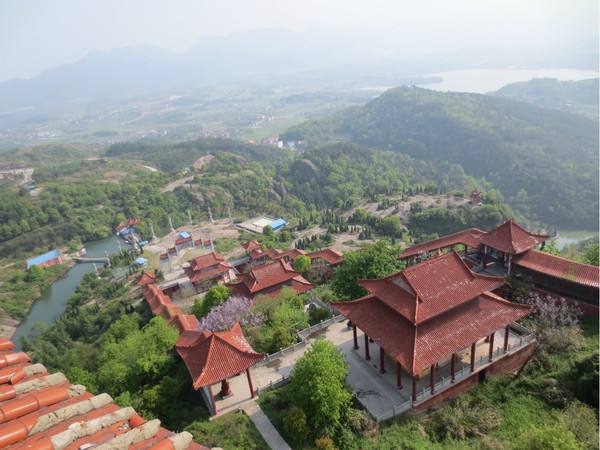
[199,296,265,332]
[515,291,583,353]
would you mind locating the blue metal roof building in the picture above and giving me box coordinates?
[26,249,61,269]
[270,218,287,231]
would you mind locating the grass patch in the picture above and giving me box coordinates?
[214,237,239,254]
[185,411,269,450]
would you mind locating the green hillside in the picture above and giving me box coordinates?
[282,86,599,228]
[493,78,599,119]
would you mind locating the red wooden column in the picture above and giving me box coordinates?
[430,364,436,394]
[396,362,403,389]
[364,333,371,360]
[450,353,456,382]
[352,324,359,350]
[412,375,418,402]
[488,332,495,362]
[470,342,476,371]
[503,324,510,352]
[246,368,255,398]
[379,346,386,374]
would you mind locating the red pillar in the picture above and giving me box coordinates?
[379,346,386,374]
[470,342,476,371]
[412,375,418,402]
[503,324,510,352]
[430,364,436,394]
[488,332,495,362]
[220,379,231,397]
[246,368,255,398]
[396,362,403,389]
[364,333,371,360]
[352,324,359,349]
[450,353,456,382]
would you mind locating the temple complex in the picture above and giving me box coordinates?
[184,252,235,292]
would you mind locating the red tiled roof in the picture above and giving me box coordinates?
[176,323,264,388]
[187,264,232,284]
[143,284,173,317]
[479,220,548,255]
[0,338,206,449]
[249,247,283,261]
[515,249,599,289]
[334,291,530,375]
[175,236,193,245]
[137,271,157,286]
[358,252,504,323]
[400,228,484,258]
[242,240,261,252]
[307,248,344,265]
[231,260,314,296]
[189,252,227,271]
[171,314,201,334]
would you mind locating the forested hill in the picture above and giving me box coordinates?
[282,86,599,229]
[492,78,599,119]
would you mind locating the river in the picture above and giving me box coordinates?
[12,235,121,350]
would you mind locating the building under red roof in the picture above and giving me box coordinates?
[273,248,307,262]
[142,283,263,415]
[242,240,262,252]
[400,228,484,259]
[479,220,548,255]
[184,252,234,291]
[0,338,206,449]
[137,271,157,286]
[307,248,344,266]
[229,259,314,299]
[334,252,532,401]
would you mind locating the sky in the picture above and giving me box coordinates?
[1,0,598,82]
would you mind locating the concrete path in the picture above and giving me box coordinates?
[242,401,291,450]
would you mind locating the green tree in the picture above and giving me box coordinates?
[192,285,230,319]
[332,241,401,299]
[263,225,274,237]
[288,339,351,435]
[583,243,599,266]
[543,239,561,256]
[513,424,582,450]
[293,255,311,274]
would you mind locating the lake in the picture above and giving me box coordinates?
[419,68,598,93]
[12,235,121,350]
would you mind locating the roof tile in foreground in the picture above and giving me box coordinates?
[515,249,599,289]
[0,338,207,449]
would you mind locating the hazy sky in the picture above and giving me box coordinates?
[1,0,597,81]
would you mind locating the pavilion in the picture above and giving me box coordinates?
[334,252,532,404]
[399,219,598,309]
[176,323,264,415]
[184,252,234,292]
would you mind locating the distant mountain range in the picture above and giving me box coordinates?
[282,86,599,229]
[492,78,599,119]
[0,29,597,113]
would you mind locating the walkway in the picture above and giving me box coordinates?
[242,401,291,450]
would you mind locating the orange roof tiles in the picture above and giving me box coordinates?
[334,291,530,375]
[307,248,344,265]
[188,252,227,271]
[231,260,314,297]
[184,253,233,284]
[0,338,206,449]
[515,249,599,289]
[400,228,484,258]
[273,248,307,261]
[138,271,157,286]
[479,220,548,255]
[242,240,261,252]
[176,323,264,389]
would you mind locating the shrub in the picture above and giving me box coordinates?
[308,305,332,325]
[512,424,582,450]
[422,396,502,440]
[560,402,599,450]
[568,351,599,408]
[347,408,377,437]
[282,406,308,444]
[314,436,336,450]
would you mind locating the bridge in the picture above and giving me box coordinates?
[73,256,110,264]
